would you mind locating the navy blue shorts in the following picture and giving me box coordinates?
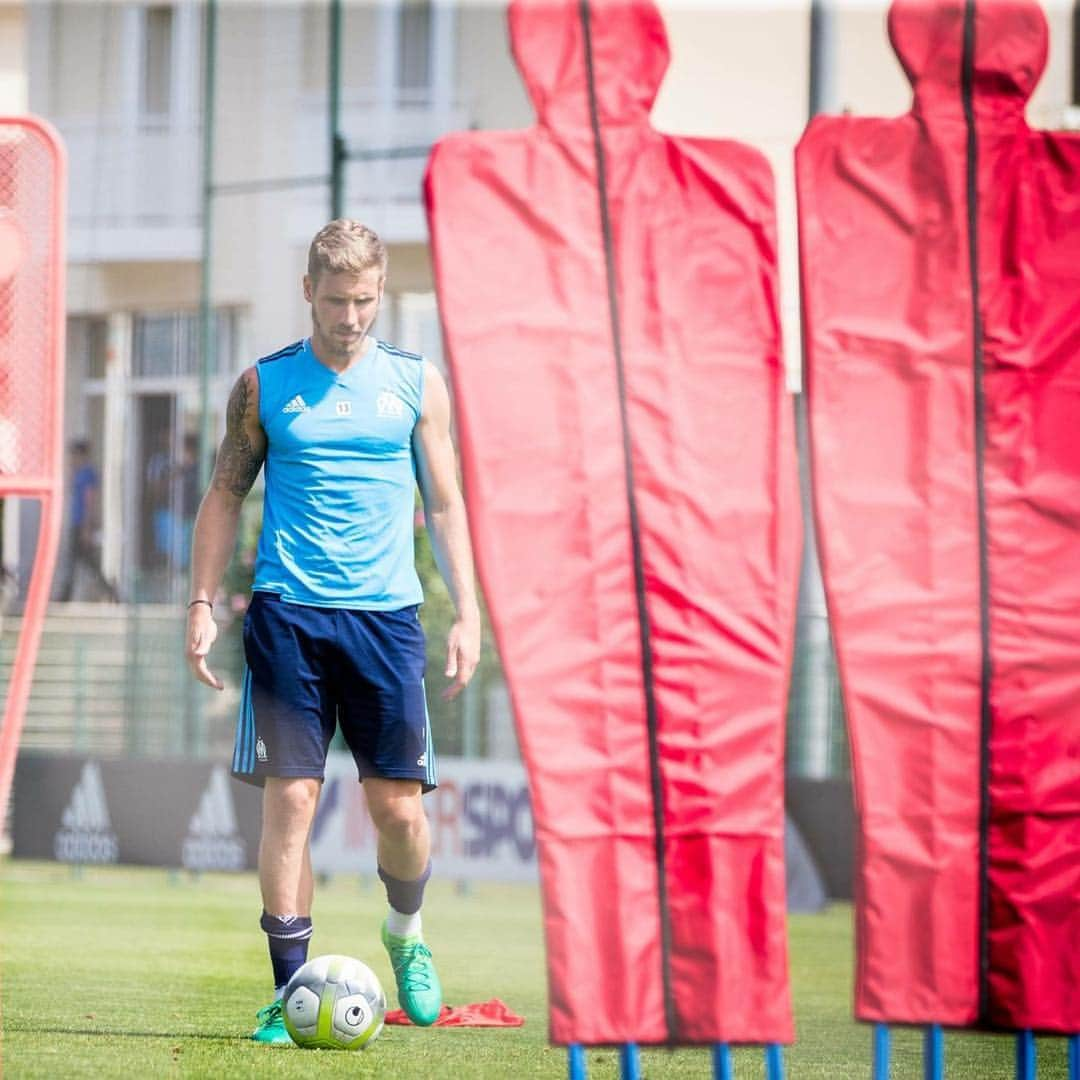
[231,592,436,790]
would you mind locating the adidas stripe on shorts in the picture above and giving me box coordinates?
[232,591,437,791]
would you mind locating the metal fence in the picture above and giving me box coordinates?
[2,527,514,768]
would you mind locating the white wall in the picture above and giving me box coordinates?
[0,3,24,112]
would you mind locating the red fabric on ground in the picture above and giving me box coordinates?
[798,0,1080,1031]
[426,0,798,1047]
[385,1000,525,1028]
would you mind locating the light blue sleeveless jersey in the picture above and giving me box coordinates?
[252,337,425,609]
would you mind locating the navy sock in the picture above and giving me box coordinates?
[260,911,313,993]
[378,861,431,916]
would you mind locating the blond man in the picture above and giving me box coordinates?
[186,219,480,1043]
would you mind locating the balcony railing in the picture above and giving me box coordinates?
[292,90,472,244]
[55,88,472,260]
[57,116,202,262]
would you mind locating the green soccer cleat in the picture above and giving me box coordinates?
[251,999,294,1045]
[381,920,443,1027]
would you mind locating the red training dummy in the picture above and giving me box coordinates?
[427,0,799,1046]
[798,0,1080,1031]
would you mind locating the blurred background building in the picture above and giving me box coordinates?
[1,0,1078,783]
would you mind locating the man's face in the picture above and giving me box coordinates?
[304,267,384,363]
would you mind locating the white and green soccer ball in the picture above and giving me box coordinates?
[282,954,386,1050]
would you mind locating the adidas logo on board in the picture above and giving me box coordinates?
[182,766,246,871]
[53,761,119,864]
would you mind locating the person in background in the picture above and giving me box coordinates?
[145,427,173,570]
[59,438,116,602]
[171,433,201,569]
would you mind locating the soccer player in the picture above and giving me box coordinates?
[184,220,481,1044]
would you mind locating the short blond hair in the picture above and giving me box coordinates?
[307,219,388,282]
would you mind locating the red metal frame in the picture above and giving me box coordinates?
[0,117,67,836]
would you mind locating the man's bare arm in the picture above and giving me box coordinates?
[186,367,266,689]
[413,361,481,700]
[212,369,266,498]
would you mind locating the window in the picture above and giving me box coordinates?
[68,316,110,380]
[397,0,433,96]
[132,311,235,378]
[141,5,173,121]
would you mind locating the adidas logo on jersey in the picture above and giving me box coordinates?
[53,761,119,864]
[182,766,246,871]
[282,394,309,414]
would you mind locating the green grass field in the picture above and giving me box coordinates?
[0,861,1069,1078]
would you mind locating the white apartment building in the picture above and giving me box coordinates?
[25,1,529,602]
[19,0,1077,601]
[21,0,1076,603]
[4,0,1077,760]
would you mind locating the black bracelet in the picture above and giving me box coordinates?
[188,599,213,612]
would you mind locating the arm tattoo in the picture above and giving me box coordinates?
[212,373,265,498]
